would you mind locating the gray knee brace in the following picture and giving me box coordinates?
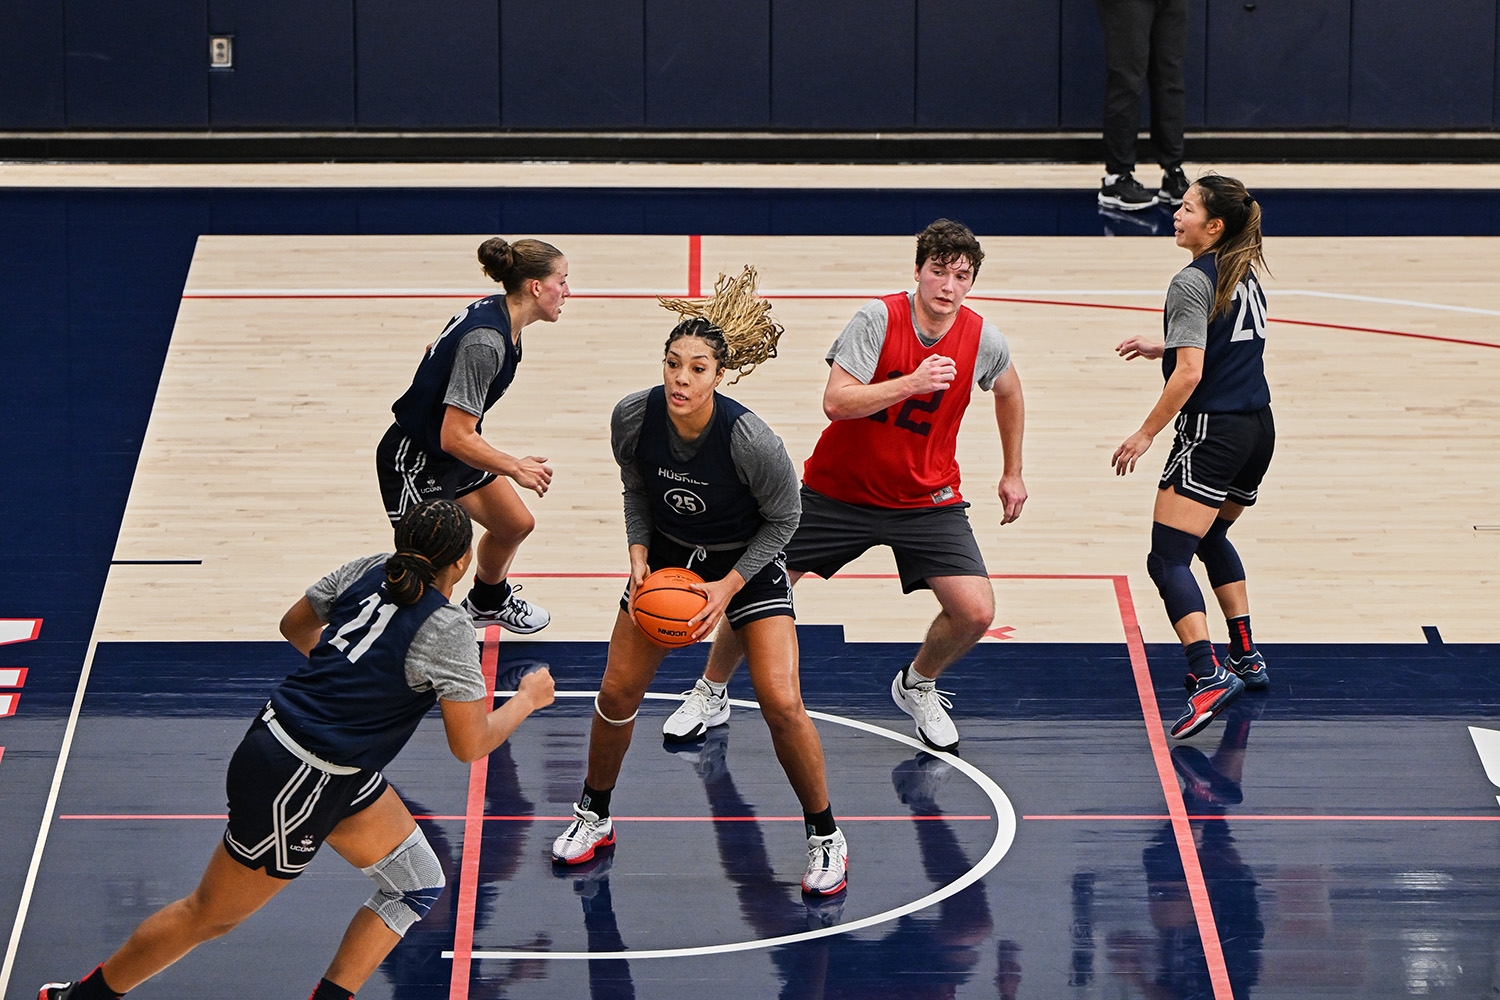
[361,826,445,936]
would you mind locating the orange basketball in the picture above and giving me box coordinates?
[632,567,708,648]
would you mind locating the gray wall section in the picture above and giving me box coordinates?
[0,0,1495,131]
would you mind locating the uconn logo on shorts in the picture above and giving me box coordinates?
[665,488,706,515]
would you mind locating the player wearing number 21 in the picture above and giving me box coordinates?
[1112,174,1274,741]
[667,219,1027,755]
[38,501,554,1000]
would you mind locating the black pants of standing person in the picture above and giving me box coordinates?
[1095,0,1187,177]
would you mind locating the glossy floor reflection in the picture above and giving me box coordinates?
[10,633,1500,998]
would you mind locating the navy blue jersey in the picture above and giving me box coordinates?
[1163,255,1271,414]
[269,564,448,771]
[391,296,519,457]
[637,385,763,545]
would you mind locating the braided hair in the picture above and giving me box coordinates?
[384,500,473,606]
[657,265,784,383]
[1193,174,1269,319]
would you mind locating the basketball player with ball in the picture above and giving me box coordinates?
[552,268,848,897]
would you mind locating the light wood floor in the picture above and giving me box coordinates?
[93,230,1500,647]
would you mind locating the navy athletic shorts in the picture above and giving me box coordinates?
[1158,406,1276,508]
[376,422,497,526]
[222,709,388,880]
[785,485,988,595]
[618,530,794,630]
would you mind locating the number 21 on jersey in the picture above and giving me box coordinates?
[328,593,396,663]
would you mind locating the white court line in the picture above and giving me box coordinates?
[0,638,99,997]
[179,286,1500,317]
[451,690,1017,963]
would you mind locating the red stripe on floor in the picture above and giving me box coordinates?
[687,234,702,298]
[1114,575,1234,1000]
[448,624,500,1000]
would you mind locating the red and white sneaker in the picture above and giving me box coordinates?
[552,804,615,865]
[802,829,848,896]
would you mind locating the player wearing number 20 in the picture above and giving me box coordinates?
[676,219,1027,754]
[1111,174,1274,741]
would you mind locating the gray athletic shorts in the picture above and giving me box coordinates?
[785,485,988,594]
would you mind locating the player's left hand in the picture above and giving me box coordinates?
[686,575,742,641]
[997,473,1027,524]
[1112,431,1154,475]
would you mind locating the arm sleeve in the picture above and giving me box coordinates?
[610,390,654,549]
[823,300,890,383]
[404,606,487,702]
[974,321,1013,391]
[305,554,388,621]
[1164,268,1214,350]
[442,328,505,418]
[728,413,801,582]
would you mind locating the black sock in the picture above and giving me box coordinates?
[1184,639,1220,685]
[580,783,612,819]
[467,577,511,611]
[804,806,836,838]
[308,978,353,1000]
[71,968,123,1000]
[1227,615,1255,657]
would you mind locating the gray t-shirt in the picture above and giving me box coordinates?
[1164,266,1215,350]
[306,554,486,703]
[827,294,1012,389]
[442,327,510,418]
[611,388,800,582]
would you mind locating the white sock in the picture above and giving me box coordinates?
[904,662,937,686]
[704,677,728,697]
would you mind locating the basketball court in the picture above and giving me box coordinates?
[1,164,1498,999]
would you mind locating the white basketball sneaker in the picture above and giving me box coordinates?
[661,677,730,743]
[462,584,550,633]
[891,666,959,752]
[552,804,615,865]
[802,828,849,896]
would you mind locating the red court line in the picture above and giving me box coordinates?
[687,234,702,298]
[1026,814,1500,822]
[175,290,1499,351]
[448,625,500,1000]
[1113,576,1234,1000]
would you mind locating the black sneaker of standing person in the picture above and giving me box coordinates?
[1098,171,1158,211]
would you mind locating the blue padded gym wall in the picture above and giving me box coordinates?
[358,0,500,127]
[208,0,355,127]
[1350,0,1495,128]
[1206,0,1350,128]
[645,0,771,127]
[501,1,645,127]
[916,0,1060,128]
[64,0,208,127]
[770,0,915,128]
[0,0,65,127]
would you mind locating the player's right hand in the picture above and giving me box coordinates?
[512,456,553,496]
[1116,337,1164,361]
[518,667,555,710]
[908,354,958,394]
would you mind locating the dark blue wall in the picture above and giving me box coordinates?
[0,0,1496,131]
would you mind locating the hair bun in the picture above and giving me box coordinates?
[477,237,515,283]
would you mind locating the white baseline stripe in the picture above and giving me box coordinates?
[0,638,98,995]
[453,689,1017,962]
